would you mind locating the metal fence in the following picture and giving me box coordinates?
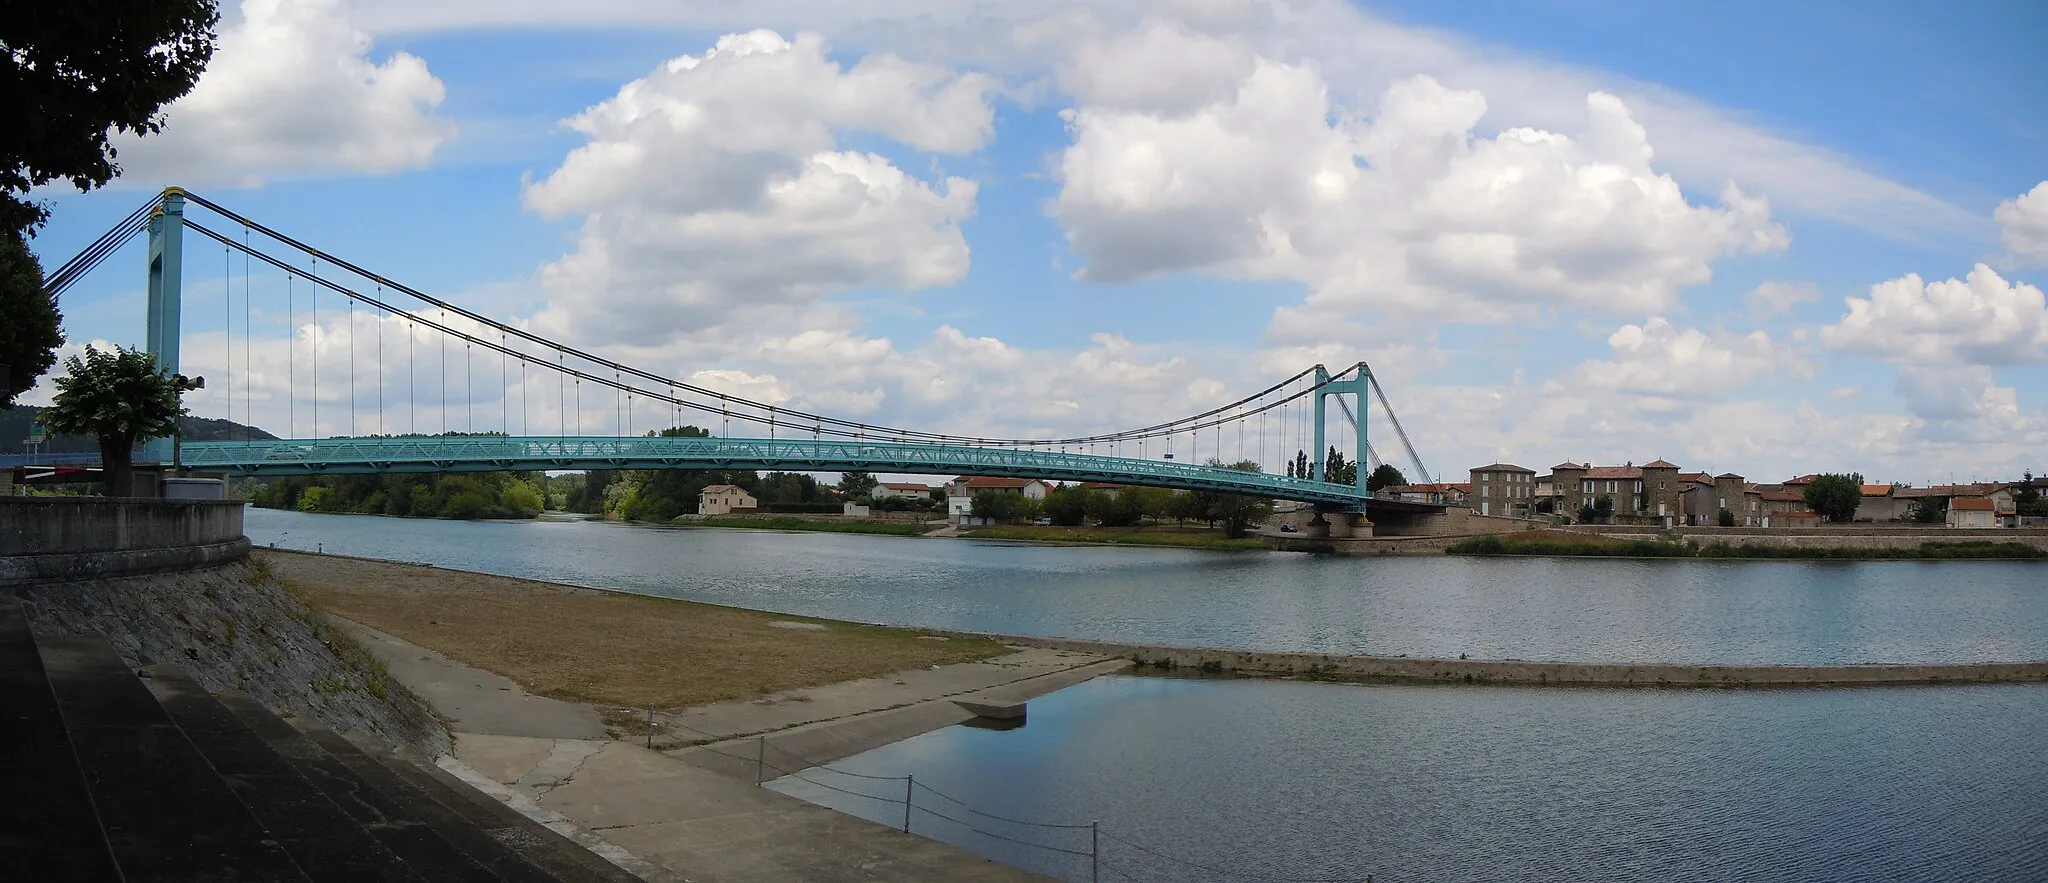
[665,718,1375,883]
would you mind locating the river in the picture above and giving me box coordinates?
[246,509,2048,881]
[246,508,2048,664]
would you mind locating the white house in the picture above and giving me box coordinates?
[698,484,758,516]
[944,476,1051,501]
[872,482,934,500]
[1947,497,1998,528]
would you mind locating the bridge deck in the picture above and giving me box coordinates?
[173,436,1378,508]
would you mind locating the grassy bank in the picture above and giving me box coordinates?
[258,550,1006,708]
[961,524,1271,551]
[685,515,924,536]
[1447,532,2047,560]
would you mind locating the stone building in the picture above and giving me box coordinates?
[1640,459,1682,520]
[1469,463,1537,517]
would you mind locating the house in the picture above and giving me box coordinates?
[945,476,1052,501]
[1469,463,1536,517]
[1549,462,1672,519]
[697,484,757,516]
[1948,497,1998,529]
[1713,473,1760,526]
[872,482,934,500]
[1680,474,1720,525]
[1858,484,1906,522]
[1391,483,1468,506]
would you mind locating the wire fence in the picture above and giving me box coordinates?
[659,716,1377,882]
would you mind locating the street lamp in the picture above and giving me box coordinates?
[171,373,204,470]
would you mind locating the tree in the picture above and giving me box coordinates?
[1580,494,1615,524]
[1718,507,1736,527]
[1,0,219,234]
[1289,450,1310,480]
[1042,486,1091,526]
[1803,473,1863,523]
[1912,496,1948,524]
[2015,473,2046,517]
[1367,464,1407,493]
[38,345,181,496]
[836,470,878,500]
[1206,459,1277,537]
[970,490,1020,522]
[1323,447,1357,485]
[0,229,62,405]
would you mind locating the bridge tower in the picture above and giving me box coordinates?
[145,189,186,376]
[142,189,187,464]
[1309,363,1373,537]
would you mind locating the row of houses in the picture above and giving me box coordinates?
[1459,461,2045,527]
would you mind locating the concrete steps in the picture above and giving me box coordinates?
[1,599,645,883]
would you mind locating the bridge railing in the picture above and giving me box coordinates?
[177,436,1374,507]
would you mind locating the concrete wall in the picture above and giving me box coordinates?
[988,635,2048,687]
[0,498,247,583]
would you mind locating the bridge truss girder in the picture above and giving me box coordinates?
[179,436,1375,510]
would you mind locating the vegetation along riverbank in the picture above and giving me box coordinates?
[960,524,1271,550]
[1447,532,2047,560]
[683,515,923,536]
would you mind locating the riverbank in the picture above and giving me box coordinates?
[681,515,924,536]
[1449,531,2048,560]
[258,549,1007,711]
[992,634,2048,687]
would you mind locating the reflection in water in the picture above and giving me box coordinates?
[771,675,2048,883]
[248,508,2048,664]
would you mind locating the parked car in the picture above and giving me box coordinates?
[1279,523,1298,533]
[1033,517,1052,526]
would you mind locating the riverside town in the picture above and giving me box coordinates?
[3,2,2043,881]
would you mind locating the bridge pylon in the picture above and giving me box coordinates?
[1309,362,1374,533]
[143,188,187,464]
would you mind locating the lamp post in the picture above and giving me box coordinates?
[171,373,204,471]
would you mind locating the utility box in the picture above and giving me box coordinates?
[161,477,226,500]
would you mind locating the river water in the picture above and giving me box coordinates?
[246,508,2048,664]
[246,509,2048,881]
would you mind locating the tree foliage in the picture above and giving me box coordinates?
[0,229,62,405]
[837,470,878,500]
[1043,486,1091,525]
[1367,464,1407,492]
[38,345,181,496]
[1,0,219,233]
[1206,459,1276,537]
[970,489,1021,522]
[1803,473,1863,523]
[253,472,548,520]
[1323,447,1357,485]
[2015,473,2046,517]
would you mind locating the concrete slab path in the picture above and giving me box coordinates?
[340,614,1119,881]
[450,734,1047,882]
[335,618,606,740]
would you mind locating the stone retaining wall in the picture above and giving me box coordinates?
[0,498,247,583]
[987,635,2048,687]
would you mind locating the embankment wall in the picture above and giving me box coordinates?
[988,635,2048,687]
[0,497,248,583]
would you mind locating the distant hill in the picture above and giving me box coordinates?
[0,406,277,454]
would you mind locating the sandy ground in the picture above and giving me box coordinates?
[258,550,1007,710]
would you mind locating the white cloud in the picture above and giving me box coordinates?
[109,0,452,188]
[346,0,1979,246]
[1744,280,1821,317]
[1057,66,1788,329]
[1549,317,1803,401]
[1995,181,2048,265]
[521,30,991,347]
[1820,264,2048,367]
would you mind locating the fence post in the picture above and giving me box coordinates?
[755,736,766,785]
[903,775,914,833]
[1091,821,1099,882]
[645,706,653,749]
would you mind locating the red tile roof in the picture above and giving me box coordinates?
[1951,498,1996,511]
[1551,462,1587,471]
[1783,474,1820,485]
[1859,484,1895,497]
[1679,472,1713,483]
[1472,463,1534,473]
[1642,459,1680,469]
[880,482,931,491]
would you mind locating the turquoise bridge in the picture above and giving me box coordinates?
[39,188,1442,514]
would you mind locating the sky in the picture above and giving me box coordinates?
[22,0,2048,487]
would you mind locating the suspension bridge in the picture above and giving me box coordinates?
[35,188,1442,521]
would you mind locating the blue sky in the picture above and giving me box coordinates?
[25,0,2048,485]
